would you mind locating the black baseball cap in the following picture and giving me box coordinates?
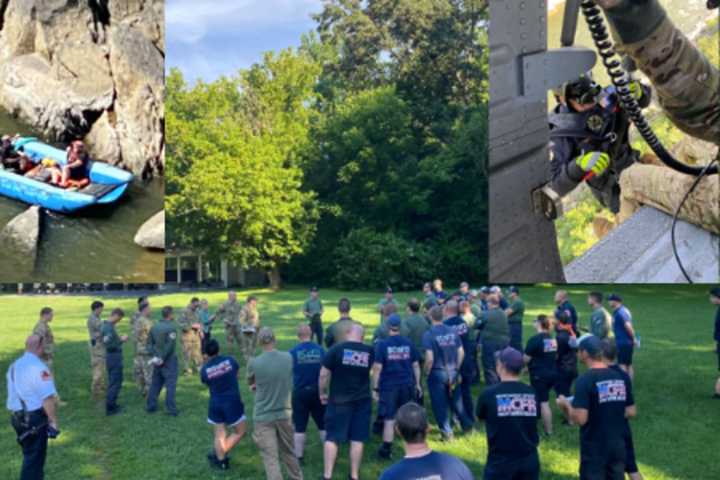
[578,335,603,356]
[710,287,720,298]
[607,293,622,302]
[494,347,524,372]
[508,286,519,294]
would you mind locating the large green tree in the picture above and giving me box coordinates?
[166,50,321,288]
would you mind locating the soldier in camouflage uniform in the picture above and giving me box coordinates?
[130,296,149,331]
[217,291,243,355]
[133,301,154,396]
[179,297,204,374]
[596,0,719,231]
[32,307,55,371]
[87,301,106,397]
[238,296,260,363]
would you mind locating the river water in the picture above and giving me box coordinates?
[548,0,714,86]
[0,109,165,283]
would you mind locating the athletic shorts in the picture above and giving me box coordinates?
[554,370,577,397]
[292,386,326,433]
[208,396,245,426]
[325,398,371,444]
[377,385,415,419]
[484,452,539,480]
[530,373,555,403]
[617,344,634,366]
[579,447,626,480]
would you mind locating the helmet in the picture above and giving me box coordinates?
[554,72,601,105]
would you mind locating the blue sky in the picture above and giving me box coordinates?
[166,0,323,82]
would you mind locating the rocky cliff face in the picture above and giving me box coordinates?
[0,0,164,178]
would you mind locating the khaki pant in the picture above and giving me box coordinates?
[619,163,720,235]
[133,354,153,396]
[89,344,106,395]
[253,419,303,480]
[182,331,203,373]
[240,331,257,363]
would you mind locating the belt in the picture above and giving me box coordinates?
[12,408,45,417]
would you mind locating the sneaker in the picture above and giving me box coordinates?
[376,445,392,460]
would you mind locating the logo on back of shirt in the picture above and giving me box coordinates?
[435,333,456,348]
[448,322,468,336]
[342,349,370,367]
[596,380,627,403]
[206,359,233,380]
[297,349,322,364]
[496,393,537,417]
[387,345,411,361]
[543,338,558,353]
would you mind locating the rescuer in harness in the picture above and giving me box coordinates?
[548,73,651,213]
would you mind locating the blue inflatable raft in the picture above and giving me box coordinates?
[0,138,133,213]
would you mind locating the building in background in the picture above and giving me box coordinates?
[164,250,267,288]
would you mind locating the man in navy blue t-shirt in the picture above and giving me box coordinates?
[200,339,246,470]
[319,323,374,480]
[288,324,326,464]
[379,402,474,480]
[372,314,421,459]
[422,306,472,441]
[609,294,636,381]
[477,347,540,480]
[443,300,477,422]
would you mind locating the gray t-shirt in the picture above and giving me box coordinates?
[248,350,293,422]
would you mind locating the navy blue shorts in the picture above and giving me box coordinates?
[325,399,371,444]
[617,344,634,366]
[378,385,415,420]
[484,452,539,480]
[208,396,245,426]
[554,370,577,397]
[292,386,326,433]
[530,373,555,403]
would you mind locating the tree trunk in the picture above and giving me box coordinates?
[267,267,282,291]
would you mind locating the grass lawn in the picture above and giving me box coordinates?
[1,285,719,479]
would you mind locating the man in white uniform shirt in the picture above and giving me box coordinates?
[6,335,60,480]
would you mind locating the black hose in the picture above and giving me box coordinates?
[580,0,719,176]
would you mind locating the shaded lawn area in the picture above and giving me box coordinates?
[1,284,718,479]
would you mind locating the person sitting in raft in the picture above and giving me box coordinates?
[25,158,62,185]
[0,134,22,170]
[6,155,33,175]
[61,140,90,187]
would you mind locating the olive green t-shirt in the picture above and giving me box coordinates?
[590,307,611,339]
[248,350,293,422]
[303,298,323,317]
[507,298,525,325]
[480,307,510,345]
[402,313,430,353]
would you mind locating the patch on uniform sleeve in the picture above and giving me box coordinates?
[169,332,177,340]
[41,370,52,381]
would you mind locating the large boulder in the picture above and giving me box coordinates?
[134,210,165,250]
[0,205,41,257]
[0,0,164,177]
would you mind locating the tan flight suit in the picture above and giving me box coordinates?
[239,305,260,362]
[87,312,106,396]
[133,314,154,396]
[178,306,203,373]
[218,299,243,352]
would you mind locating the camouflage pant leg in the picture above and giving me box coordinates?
[619,163,720,235]
[90,347,106,394]
[182,333,203,372]
[616,18,720,145]
[134,355,153,395]
[225,325,241,350]
[241,333,257,363]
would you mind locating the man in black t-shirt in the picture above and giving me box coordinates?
[711,287,720,399]
[557,335,636,480]
[523,314,558,436]
[477,347,540,480]
[319,323,374,480]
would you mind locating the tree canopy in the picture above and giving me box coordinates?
[166,0,489,288]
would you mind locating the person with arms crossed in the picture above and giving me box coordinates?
[7,335,61,480]
[557,335,636,480]
[379,402,474,480]
[289,324,326,464]
[201,339,246,470]
[319,323,374,480]
[248,327,302,480]
[372,314,422,459]
[477,347,540,480]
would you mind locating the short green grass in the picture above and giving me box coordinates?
[1,285,719,479]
